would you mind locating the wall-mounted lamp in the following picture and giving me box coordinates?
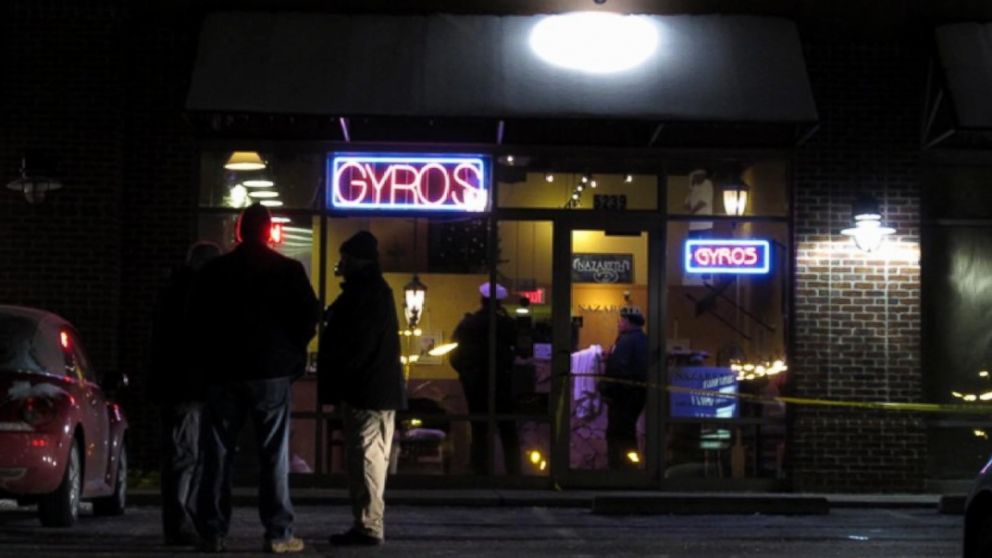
[722,181,749,216]
[6,153,62,204]
[840,194,895,252]
[403,274,427,328]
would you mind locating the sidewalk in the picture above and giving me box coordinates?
[128,488,958,515]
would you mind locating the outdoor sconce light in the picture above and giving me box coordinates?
[403,274,427,328]
[224,151,266,171]
[6,153,62,204]
[841,194,895,253]
[722,181,749,216]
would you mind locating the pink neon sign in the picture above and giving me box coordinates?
[693,246,759,267]
[329,154,489,212]
[683,239,771,274]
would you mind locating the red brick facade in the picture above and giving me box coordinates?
[791,39,925,490]
[1,0,199,466]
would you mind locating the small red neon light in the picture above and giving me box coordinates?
[59,331,70,350]
[519,289,546,305]
[269,224,283,244]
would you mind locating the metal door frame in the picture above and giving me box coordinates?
[548,212,666,488]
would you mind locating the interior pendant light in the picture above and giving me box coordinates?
[722,181,749,216]
[224,151,266,171]
[841,194,895,252]
[403,274,427,328]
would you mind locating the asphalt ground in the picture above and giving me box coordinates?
[0,501,965,557]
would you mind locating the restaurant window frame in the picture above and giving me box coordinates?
[195,140,796,489]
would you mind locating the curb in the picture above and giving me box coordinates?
[129,489,946,514]
[591,495,830,516]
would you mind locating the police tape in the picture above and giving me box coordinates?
[567,373,992,415]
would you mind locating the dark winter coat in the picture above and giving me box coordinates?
[449,304,517,379]
[317,266,407,410]
[188,242,319,384]
[599,328,648,399]
[148,266,201,405]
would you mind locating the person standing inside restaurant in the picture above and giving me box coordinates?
[148,240,220,546]
[599,306,649,469]
[450,282,521,476]
[317,231,406,547]
[189,203,319,554]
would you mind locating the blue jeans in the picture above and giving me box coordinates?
[196,378,294,541]
[160,402,202,539]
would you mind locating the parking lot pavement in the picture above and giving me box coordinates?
[0,501,964,557]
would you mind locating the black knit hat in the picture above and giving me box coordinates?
[238,203,271,244]
[620,305,645,327]
[340,231,379,260]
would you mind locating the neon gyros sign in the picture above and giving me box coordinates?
[328,154,489,212]
[684,239,771,275]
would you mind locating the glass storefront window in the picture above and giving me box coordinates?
[196,148,794,486]
[496,221,554,475]
[666,159,788,217]
[498,166,658,211]
[664,220,788,479]
[196,213,319,283]
[200,150,324,209]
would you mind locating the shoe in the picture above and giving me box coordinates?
[264,536,305,554]
[329,529,384,546]
[198,536,226,553]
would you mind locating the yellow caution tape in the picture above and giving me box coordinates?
[568,373,992,415]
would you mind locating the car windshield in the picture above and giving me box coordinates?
[0,314,46,373]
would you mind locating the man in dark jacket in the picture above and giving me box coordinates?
[450,282,521,475]
[600,306,649,470]
[317,231,406,547]
[189,203,319,554]
[149,241,220,546]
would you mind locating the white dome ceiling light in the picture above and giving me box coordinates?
[529,13,659,74]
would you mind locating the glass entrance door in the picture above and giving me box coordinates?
[551,219,662,487]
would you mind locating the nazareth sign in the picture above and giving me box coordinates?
[571,253,634,284]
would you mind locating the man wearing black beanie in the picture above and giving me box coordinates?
[599,305,648,470]
[189,203,319,554]
[318,230,406,546]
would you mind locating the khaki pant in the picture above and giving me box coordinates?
[342,405,395,538]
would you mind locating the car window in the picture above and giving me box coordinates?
[67,331,98,384]
[0,314,40,372]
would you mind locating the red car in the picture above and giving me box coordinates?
[0,305,128,526]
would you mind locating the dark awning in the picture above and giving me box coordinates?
[922,23,992,149]
[188,12,816,120]
[936,23,992,131]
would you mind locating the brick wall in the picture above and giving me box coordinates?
[0,0,197,471]
[790,36,926,491]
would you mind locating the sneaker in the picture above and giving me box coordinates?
[198,536,226,553]
[329,529,384,546]
[264,536,305,554]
